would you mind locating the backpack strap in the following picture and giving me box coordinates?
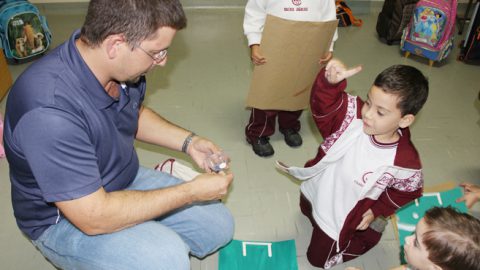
[39,14,52,43]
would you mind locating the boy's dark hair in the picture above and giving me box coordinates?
[422,207,480,270]
[80,0,187,47]
[373,65,428,116]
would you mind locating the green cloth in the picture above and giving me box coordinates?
[219,239,298,270]
[395,187,468,263]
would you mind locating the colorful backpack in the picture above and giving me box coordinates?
[0,0,51,64]
[400,0,457,66]
[335,1,362,27]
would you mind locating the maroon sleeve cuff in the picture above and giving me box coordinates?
[310,68,348,115]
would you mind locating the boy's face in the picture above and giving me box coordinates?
[361,86,414,143]
[404,218,440,270]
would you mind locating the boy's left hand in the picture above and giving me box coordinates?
[318,51,333,65]
[250,44,266,65]
[356,208,374,230]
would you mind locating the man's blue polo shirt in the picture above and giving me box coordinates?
[4,30,145,240]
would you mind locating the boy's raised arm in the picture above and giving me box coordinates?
[324,59,362,84]
[309,59,362,139]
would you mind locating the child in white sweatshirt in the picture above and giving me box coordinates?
[243,0,337,157]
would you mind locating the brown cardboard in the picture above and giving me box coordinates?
[246,15,338,110]
[0,50,13,101]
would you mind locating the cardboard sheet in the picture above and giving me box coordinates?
[0,50,13,101]
[246,15,337,110]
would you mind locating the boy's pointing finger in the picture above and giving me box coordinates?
[343,65,362,79]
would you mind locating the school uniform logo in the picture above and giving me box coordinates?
[354,172,372,187]
[292,0,301,6]
[285,0,308,11]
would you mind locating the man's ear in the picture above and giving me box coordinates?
[399,114,415,128]
[104,34,125,59]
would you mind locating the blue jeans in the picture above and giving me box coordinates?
[32,167,234,270]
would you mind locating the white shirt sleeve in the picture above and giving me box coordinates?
[243,0,267,46]
[330,28,338,52]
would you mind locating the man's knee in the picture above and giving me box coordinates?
[132,231,190,270]
[213,205,234,245]
[106,222,192,270]
[191,204,234,258]
[216,208,235,242]
[204,202,234,238]
[140,246,190,270]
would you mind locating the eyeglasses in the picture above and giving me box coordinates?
[137,46,168,64]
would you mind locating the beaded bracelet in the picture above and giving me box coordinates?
[181,132,196,153]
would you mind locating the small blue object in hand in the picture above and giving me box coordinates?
[206,152,229,172]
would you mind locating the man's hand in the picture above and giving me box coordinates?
[456,182,480,209]
[356,208,374,230]
[187,172,233,202]
[324,58,362,84]
[250,44,266,65]
[186,136,225,173]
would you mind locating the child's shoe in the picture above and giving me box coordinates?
[248,137,274,157]
[281,129,302,147]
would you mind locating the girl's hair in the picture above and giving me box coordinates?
[80,0,186,48]
[422,207,480,270]
[373,65,428,116]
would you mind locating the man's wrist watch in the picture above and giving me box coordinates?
[181,132,196,153]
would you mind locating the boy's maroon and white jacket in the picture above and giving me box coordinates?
[282,68,423,251]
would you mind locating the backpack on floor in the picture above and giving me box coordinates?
[336,0,362,27]
[0,0,51,64]
[400,0,457,65]
[458,1,480,64]
[376,0,420,45]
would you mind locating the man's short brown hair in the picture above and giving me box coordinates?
[80,0,186,47]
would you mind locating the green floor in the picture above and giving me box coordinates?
[1,6,479,270]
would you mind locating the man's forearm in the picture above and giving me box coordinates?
[136,106,191,152]
[57,183,195,235]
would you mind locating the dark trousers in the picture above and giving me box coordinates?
[300,194,382,268]
[245,108,302,142]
